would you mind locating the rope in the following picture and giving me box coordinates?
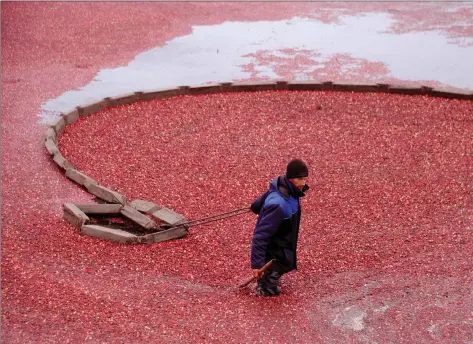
[181,206,251,227]
[161,206,252,229]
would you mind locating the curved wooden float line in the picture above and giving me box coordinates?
[45,80,473,244]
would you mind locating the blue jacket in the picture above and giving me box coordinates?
[250,175,304,272]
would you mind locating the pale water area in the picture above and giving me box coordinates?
[40,12,473,123]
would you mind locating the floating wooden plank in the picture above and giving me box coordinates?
[53,152,72,170]
[138,88,183,101]
[129,200,161,214]
[219,82,233,91]
[151,207,186,225]
[51,116,66,136]
[63,203,90,230]
[77,100,109,117]
[387,85,426,95]
[332,82,380,93]
[120,205,158,231]
[81,224,140,244]
[76,204,123,214]
[429,88,473,100]
[187,84,222,95]
[276,81,288,89]
[44,127,57,143]
[108,93,139,107]
[228,81,278,92]
[62,108,80,124]
[86,184,127,205]
[65,168,98,188]
[287,81,331,91]
[45,138,59,156]
[142,225,188,244]
[179,86,190,94]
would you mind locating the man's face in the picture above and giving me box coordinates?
[289,177,308,190]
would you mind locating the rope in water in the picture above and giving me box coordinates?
[170,206,252,228]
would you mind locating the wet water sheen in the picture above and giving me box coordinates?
[40,12,473,123]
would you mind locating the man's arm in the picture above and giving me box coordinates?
[250,190,270,214]
[251,204,284,270]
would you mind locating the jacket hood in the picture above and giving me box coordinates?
[270,175,303,199]
[250,175,307,215]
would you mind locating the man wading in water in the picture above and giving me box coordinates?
[250,159,309,296]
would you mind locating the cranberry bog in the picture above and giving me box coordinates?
[2,2,473,343]
[49,82,473,342]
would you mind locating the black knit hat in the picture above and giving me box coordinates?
[286,159,309,179]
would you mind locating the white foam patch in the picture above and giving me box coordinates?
[39,12,473,123]
[332,306,367,331]
[374,304,390,313]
